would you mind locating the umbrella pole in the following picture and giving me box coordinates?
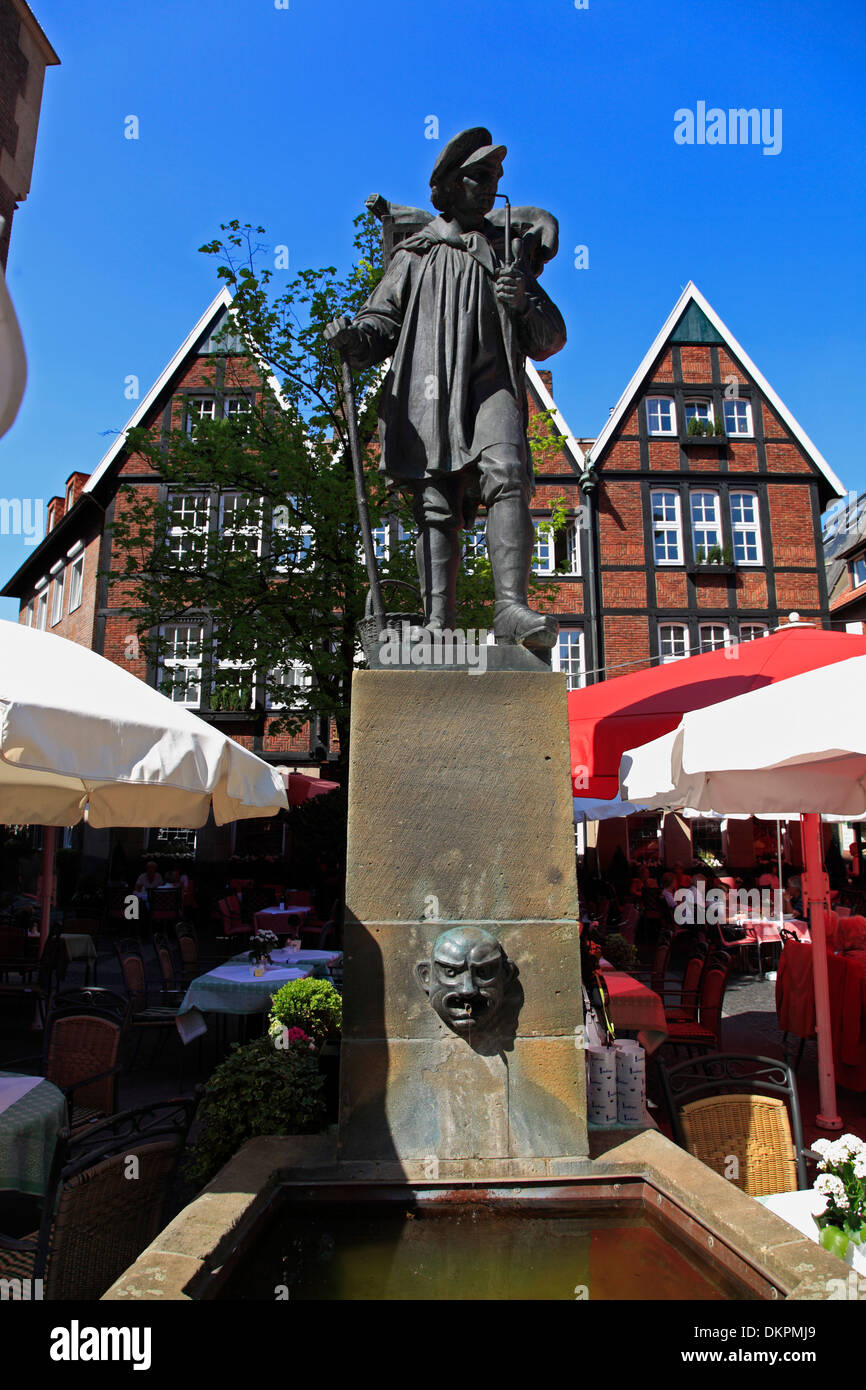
[776,819,784,927]
[39,824,56,954]
[801,812,842,1130]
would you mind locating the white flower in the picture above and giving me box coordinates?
[815,1173,847,1204]
[853,1158,866,1181]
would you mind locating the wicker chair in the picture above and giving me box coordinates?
[5,988,129,1134]
[150,885,182,926]
[0,1099,195,1300]
[658,1052,808,1197]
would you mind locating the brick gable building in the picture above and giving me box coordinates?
[2,282,845,870]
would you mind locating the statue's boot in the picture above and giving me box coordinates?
[487,498,558,649]
[416,525,460,631]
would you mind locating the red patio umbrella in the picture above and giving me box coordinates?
[569,623,866,803]
[282,772,341,807]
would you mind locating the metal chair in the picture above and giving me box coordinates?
[661,951,732,1055]
[658,1051,808,1196]
[0,1099,195,1300]
[114,939,184,1074]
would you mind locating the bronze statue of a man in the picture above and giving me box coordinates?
[325,126,567,649]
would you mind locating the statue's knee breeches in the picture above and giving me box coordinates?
[409,477,465,530]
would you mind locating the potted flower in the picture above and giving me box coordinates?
[811,1134,866,1261]
[248,928,278,975]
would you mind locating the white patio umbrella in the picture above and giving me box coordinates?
[620,653,866,1131]
[0,621,289,943]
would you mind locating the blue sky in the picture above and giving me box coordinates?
[2,0,864,617]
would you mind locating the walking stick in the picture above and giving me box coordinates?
[336,348,387,637]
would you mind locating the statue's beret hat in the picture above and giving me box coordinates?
[429,127,507,188]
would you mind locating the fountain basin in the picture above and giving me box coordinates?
[102,1130,859,1301]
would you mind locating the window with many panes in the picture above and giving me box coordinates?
[532,522,555,574]
[272,498,313,571]
[699,623,729,653]
[211,657,256,712]
[564,520,581,576]
[464,523,487,569]
[220,493,262,555]
[739,623,768,642]
[646,398,676,435]
[852,555,866,588]
[659,622,689,663]
[267,660,314,710]
[67,555,84,613]
[652,490,682,564]
[159,624,204,707]
[722,399,753,436]
[729,491,762,564]
[167,493,210,564]
[685,400,714,431]
[186,394,252,437]
[50,571,65,626]
[691,491,722,561]
[552,627,585,690]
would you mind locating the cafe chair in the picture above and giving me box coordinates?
[0,1099,195,1300]
[149,885,182,927]
[0,934,67,1024]
[659,948,707,1026]
[216,893,245,937]
[660,951,732,1055]
[658,1052,808,1197]
[4,987,129,1134]
[114,939,185,1077]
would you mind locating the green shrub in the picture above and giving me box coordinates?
[269,977,342,1043]
[600,932,638,971]
[185,1034,325,1189]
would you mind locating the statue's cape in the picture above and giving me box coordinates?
[366,195,559,277]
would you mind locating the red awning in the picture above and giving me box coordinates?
[569,625,866,802]
[283,772,341,806]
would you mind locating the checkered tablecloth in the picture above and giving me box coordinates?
[0,1072,67,1196]
[175,950,341,1044]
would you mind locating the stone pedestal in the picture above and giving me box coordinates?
[338,670,587,1166]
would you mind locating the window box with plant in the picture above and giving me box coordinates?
[683,416,727,446]
[689,542,735,574]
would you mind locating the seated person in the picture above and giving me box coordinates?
[134,860,163,898]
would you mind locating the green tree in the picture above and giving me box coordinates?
[108,213,569,772]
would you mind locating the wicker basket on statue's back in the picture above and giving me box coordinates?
[357,580,424,665]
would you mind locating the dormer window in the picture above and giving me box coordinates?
[852,555,866,589]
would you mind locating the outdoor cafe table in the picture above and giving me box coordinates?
[175,947,342,1045]
[253,905,313,936]
[0,1072,66,1197]
[600,967,668,1054]
[729,917,811,976]
[756,1188,866,1277]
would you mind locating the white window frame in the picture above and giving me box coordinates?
[267,660,314,711]
[159,624,204,708]
[212,656,256,712]
[532,521,555,575]
[651,489,683,566]
[167,492,210,565]
[722,398,753,437]
[739,623,769,643]
[690,490,722,561]
[699,622,730,654]
[684,400,714,431]
[219,492,263,557]
[272,498,313,572]
[564,519,581,577]
[552,627,585,691]
[729,491,763,566]
[186,396,218,436]
[658,622,689,664]
[852,555,866,589]
[50,570,65,626]
[67,555,84,613]
[463,523,487,570]
[224,395,252,425]
[36,590,48,630]
[646,397,677,436]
